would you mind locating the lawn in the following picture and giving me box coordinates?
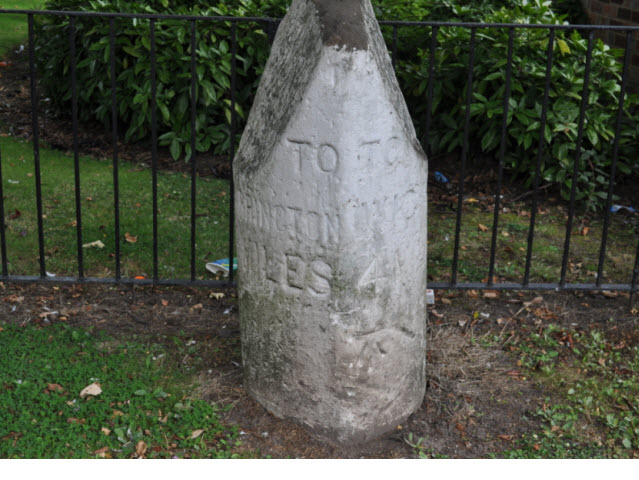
[0,320,243,458]
[0,0,45,59]
[500,320,639,458]
[0,136,231,279]
[427,197,638,286]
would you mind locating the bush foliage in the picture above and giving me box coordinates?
[35,0,639,210]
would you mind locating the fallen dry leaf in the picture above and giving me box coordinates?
[497,434,514,441]
[124,232,138,244]
[209,292,225,300]
[526,296,544,307]
[192,303,203,311]
[45,383,65,394]
[3,294,24,303]
[82,240,105,249]
[101,427,111,436]
[161,299,169,307]
[483,291,499,299]
[135,441,147,458]
[478,223,489,232]
[190,429,205,439]
[80,382,102,399]
[93,447,110,458]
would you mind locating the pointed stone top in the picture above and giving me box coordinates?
[235,0,424,177]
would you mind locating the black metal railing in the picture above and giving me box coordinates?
[0,9,638,294]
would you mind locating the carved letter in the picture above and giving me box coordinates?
[323,213,340,246]
[317,144,339,173]
[309,260,332,296]
[286,253,306,291]
[288,139,313,176]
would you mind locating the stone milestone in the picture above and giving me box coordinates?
[233,0,428,443]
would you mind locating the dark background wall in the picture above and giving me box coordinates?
[579,0,639,89]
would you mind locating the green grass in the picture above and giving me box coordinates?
[0,1,45,59]
[0,321,242,458]
[497,322,639,458]
[1,136,231,279]
[2,131,637,284]
[428,203,638,285]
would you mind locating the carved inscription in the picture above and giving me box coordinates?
[241,238,332,297]
[238,193,340,247]
[288,139,339,175]
[359,136,406,166]
[238,136,420,301]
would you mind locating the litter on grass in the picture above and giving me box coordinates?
[206,258,237,277]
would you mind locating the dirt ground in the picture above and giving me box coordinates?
[1,281,636,458]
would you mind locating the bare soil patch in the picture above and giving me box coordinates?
[2,281,635,458]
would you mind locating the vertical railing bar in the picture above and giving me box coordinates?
[0,143,8,277]
[631,239,639,302]
[190,19,197,282]
[150,18,159,284]
[524,28,555,286]
[597,30,633,287]
[424,25,438,156]
[109,18,121,280]
[28,14,46,279]
[451,27,477,286]
[560,30,594,287]
[70,16,84,279]
[487,27,515,286]
[391,24,398,68]
[227,21,237,284]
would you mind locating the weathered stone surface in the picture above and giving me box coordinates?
[234,0,428,444]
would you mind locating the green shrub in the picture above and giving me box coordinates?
[35,0,289,161]
[394,0,639,210]
[34,0,639,210]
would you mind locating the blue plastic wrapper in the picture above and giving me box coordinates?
[434,171,449,184]
[610,204,636,213]
[206,258,238,276]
